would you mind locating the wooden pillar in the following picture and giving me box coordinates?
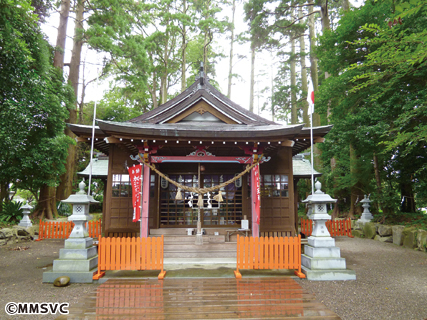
[140,162,150,238]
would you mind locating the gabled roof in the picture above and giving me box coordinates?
[128,69,276,126]
[68,65,332,157]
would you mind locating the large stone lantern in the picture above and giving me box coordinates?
[43,180,99,283]
[301,181,356,280]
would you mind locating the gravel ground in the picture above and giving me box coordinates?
[296,237,427,320]
[0,236,426,320]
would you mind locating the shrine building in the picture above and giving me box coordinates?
[69,67,330,239]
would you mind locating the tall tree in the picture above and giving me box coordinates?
[0,0,74,217]
[317,0,427,214]
[227,0,237,98]
[56,0,85,201]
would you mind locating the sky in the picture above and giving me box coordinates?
[41,0,363,124]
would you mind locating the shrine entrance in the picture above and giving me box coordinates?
[159,172,244,228]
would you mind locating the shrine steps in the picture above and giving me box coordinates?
[150,228,238,259]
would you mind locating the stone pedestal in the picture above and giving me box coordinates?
[43,180,99,283]
[358,195,374,223]
[301,181,356,281]
[43,237,98,283]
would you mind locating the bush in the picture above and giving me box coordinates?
[57,202,72,217]
[0,202,23,223]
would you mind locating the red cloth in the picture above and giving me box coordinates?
[128,164,142,222]
[253,165,261,224]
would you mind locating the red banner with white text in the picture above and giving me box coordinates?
[253,164,261,224]
[128,164,142,222]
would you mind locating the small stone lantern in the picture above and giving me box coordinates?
[358,195,373,223]
[18,203,33,228]
[61,179,97,239]
[301,181,356,280]
[43,180,99,283]
[303,181,336,243]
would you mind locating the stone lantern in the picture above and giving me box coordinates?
[43,180,99,283]
[358,195,373,223]
[18,204,33,228]
[301,181,356,280]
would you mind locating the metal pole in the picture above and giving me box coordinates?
[88,70,99,196]
[310,112,314,195]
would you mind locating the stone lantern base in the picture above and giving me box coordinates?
[301,236,356,281]
[43,237,97,283]
[301,181,356,281]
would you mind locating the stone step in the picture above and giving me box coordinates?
[159,235,210,243]
[164,250,237,258]
[301,255,347,270]
[150,228,240,236]
[164,243,236,252]
[163,257,235,265]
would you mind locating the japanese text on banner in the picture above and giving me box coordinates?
[128,164,142,222]
[254,165,261,224]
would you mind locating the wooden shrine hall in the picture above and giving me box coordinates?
[69,67,331,239]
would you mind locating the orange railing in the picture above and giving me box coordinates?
[300,218,354,238]
[234,235,305,279]
[87,219,102,238]
[93,236,166,280]
[36,219,102,241]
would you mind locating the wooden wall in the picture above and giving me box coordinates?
[259,147,295,235]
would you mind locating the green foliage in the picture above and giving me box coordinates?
[316,0,427,213]
[0,202,23,223]
[57,202,72,217]
[0,0,74,202]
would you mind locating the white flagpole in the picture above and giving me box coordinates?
[307,80,315,195]
[310,112,314,195]
[88,69,100,196]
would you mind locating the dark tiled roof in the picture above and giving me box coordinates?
[128,78,276,126]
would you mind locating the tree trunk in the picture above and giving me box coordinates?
[308,0,320,127]
[57,0,84,201]
[249,44,255,113]
[400,179,415,213]
[290,31,297,124]
[331,200,340,220]
[349,144,363,218]
[181,30,187,93]
[270,52,274,121]
[373,152,382,210]
[53,0,70,69]
[150,70,158,109]
[180,0,187,93]
[0,182,9,212]
[35,185,58,220]
[78,62,86,124]
[43,0,71,212]
[342,0,350,12]
[160,42,169,105]
[227,0,236,98]
[299,6,309,127]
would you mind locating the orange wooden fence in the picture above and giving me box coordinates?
[36,219,102,241]
[93,236,166,280]
[235,235,305,279]
[87,219,102,238]
[300,218,354,238]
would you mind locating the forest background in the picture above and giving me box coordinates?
[1,0,426,229]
